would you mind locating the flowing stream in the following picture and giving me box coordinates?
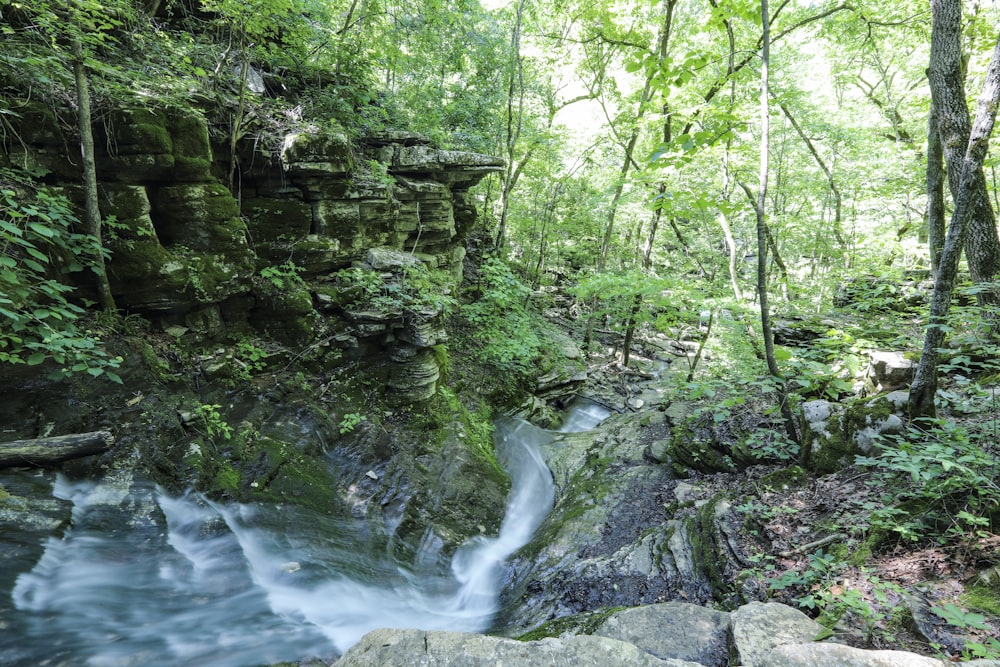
[1,402,608,667]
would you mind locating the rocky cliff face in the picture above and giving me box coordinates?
[6,104,502,402]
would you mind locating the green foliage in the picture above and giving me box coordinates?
[338,412,366,434]
[0,169,123,381]
[334,262,456,319]
[856,417,1000,544]
[769,552,903,643]
[774,329,864,401]
[931,603,1000,660]
[234,338,268,372]
[742,427,799,462]
[459,256,546,380]
[258,261,306,295]
[195,403,233,442]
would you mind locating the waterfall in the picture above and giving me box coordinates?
[2,404,605,667]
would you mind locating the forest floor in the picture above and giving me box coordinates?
[561,308,1000,661]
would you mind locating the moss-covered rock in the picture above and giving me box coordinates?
[801,393,905,475]
[151,183,247,252]
[280,129,355,177]
[663,419,736,475]
[242,196,314,243]
[760,465,808,491]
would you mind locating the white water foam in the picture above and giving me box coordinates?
[7,416,567,667]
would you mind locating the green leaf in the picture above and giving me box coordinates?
[774,346,793,361]
[26,352,46,365]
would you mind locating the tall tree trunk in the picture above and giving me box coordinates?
[926,101,946,277]
[744,0,798,446]
[776,98,848,265]
[598,91,651,270]
[711,0,742,301]
[910,34,1000,419]
[229,55,250,196]
[928,0,1000,299]
[620,0,676,367]
[494,0,527,250]
[71,36,116,312]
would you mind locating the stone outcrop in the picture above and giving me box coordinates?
[494,411,752,636]
[4,104,502,401]
[593,602,731,667]
[801,390,908,474]
[337,601,993,666]
[863,351,917,394]
[729,601,826,667]
[337,628,701,667]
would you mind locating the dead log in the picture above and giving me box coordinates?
[0,430,115,468]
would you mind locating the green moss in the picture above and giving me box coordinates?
[962,581,1000,616]
[104,185,151,221]
[129,123,173,154]
[216,463,241,492]
[180,250,248,303]
[800,414,851,476]
[173,156,213,179]
[256,288,314,316]
[517,606,627,641]
[665,421,735,474]
[167,111,211,159]
[108,236,172,274]
[838,531,873,566]
[417,387,507,488]
[199,183,241,221]
[249,436,344,512]
[0,484,9,501]
[242,198,313,242]
[690,495,739,609]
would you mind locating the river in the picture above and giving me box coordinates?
[0,400,608,666]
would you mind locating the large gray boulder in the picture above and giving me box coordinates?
[730,602,826,667]
[764,643,947,666]
[336,628,704,666]
[594,602,731,667]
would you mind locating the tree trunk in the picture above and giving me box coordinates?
[0,431,115,468]
[712,0,742,302]
[928,0,1000,297]
[494,0,527,250]
[71,36,116,312]
[776,98,848,265]
[746,0,799,446]
[619,0,676,366]
[926,100,946,277]
[229,55,250,196]
[910,33,1000,419]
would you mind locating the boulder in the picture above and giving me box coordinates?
[280,130,354,177]
[730,601,826,667]
[763,643,948,667]
[594,602,731,667]
[495,413,733,635]
[802,393,907,475]
[866,351,916,393]
[337,628,702,667]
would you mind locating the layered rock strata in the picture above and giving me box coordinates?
[5,106,502,401]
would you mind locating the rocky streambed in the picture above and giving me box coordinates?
[339,600,1000,667]
[2,330,999,666]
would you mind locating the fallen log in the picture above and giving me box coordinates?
[0,430,115,468]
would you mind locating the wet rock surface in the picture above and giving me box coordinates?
[340,601,993,666]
